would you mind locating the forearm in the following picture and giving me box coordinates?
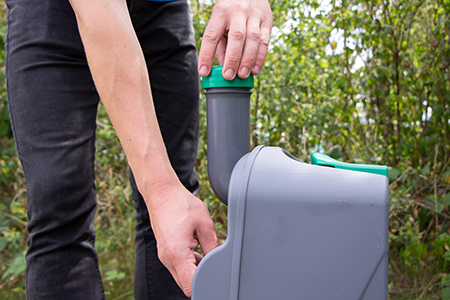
[69,0,179,205]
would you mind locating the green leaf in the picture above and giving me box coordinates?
[0,122,9,137]
[104,269,125,281]
[442,287,450,300]
[443,170,450,178]
[388,168,400,181]
[442,274,450,287]
[326,145,342,159]
[0,104,9,120]
[2,252,26,280]
[0,238,7,253]
[420,163,430,175]
[426,196,445,212]
[443,194,450,206]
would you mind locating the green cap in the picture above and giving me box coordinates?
[202,66,254,89]
[311,152,389,178]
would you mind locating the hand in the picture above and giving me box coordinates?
[147,183,220,298]
[198,0,273,80]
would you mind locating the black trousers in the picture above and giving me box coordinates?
[6,0,199,299]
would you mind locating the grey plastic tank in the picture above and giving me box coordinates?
[192,66,389,300]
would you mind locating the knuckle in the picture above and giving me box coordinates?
[226,54,241,65]
[199,214,214,229]
[202,28,221,43]
[212,1,226,14]
[183,285,192,297]
[247,29,261,42]
[229,29,245,42]
[256,52,267,64]
[166,248,178,264]
[157,245,177,267]
[200,51,215,63]
[260,34,270,47]
[213,2,247,15]
[235,3,250,14]
[243,53,257,64]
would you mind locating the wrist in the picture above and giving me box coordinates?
[140,171,184,211]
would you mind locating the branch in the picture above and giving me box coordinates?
[416,201,450,220]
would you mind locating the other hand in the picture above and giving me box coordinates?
[198,0,273,80]
[147,183,220,298]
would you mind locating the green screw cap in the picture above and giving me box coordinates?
[311,152,389,178]
[202,66,254,89]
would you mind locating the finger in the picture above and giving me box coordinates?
[174,224,217,297]
[174,251,198,298]
[175,221,216,297]
[160,243,198,298]
[215,35,227,66]
[237,17,261,79]
[198,11,227,77]
[222,14,247,80]
[252,21,272,75]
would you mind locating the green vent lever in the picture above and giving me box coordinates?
[311,152,388,178]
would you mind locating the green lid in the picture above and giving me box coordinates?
[311,152,388,178]
[202,66,254,89]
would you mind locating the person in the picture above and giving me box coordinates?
[5,0,272,299]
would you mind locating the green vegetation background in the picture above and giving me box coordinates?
[1,0,450,299]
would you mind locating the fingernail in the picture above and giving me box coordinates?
[240,67,249,78]
[252,65,260,74]
[199,66,208,76]
[224,68,234,79]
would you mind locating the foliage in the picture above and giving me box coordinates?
[0,0,449,299]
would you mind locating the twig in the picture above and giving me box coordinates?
[0,210,27,227]
[389,167,412,187]
[388,257,403,293]
[434,144,439,232]
[418,273,447,299]
[416,202,450,220]
[0,276,15,290]
[113,290,134,300]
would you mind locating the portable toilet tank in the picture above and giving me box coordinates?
[191,67,389,300]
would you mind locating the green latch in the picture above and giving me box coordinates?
[311,152,388,178]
